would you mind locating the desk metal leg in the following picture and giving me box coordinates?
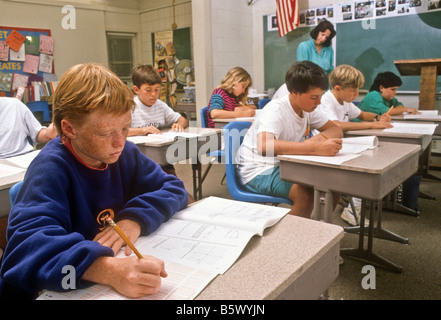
[341,200,403,273]
[191,162,202,201]
[344,201,409,244]
[312,188,334,223]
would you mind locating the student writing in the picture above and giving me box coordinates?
[236,61,343,218]
[207,67,256,128]
[0,63,188,299]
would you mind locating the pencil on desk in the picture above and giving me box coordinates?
[106,217,143,259]
[320,133,329,140]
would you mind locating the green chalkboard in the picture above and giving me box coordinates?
[263,15,313,91]
[336,11,441,92]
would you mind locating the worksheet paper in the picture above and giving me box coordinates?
[279,136,379,165]
[403,110,441,119]
[0,163,25,179]
[37,261,217,300]
[383,122,438,135]
[37,197,289,300]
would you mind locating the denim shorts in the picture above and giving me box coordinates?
[243,166,293,199]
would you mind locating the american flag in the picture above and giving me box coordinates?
[276,0,299,37]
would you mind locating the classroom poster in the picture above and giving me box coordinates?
[0,26,55,97]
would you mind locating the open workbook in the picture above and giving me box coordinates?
[38,197,289,300]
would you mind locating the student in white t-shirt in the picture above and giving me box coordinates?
[129,65,188,136]
[236,61,343,218]
[317,64,392,131]
[316,64,392,226]
[128,65,193,202]
[0,97,57,159]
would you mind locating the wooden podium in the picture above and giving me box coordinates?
[394,58,441,110]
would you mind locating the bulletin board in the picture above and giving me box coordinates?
[0,26,55,96]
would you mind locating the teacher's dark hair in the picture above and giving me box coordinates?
[369,71,403,92]
[310,20,336,47]
[285,61,328,94]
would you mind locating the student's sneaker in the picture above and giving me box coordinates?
[340,206,369,227]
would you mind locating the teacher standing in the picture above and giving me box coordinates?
[296,20,336,75]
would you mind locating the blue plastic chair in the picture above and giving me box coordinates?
[26,101,51,124]
[352,100,360,106]
[199,106,225,186]
[223,121,292,205]
[257,98,271,109]
[9,180,24,206]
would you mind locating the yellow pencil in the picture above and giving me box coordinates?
[107,217,143,259]
[320,133,329,140]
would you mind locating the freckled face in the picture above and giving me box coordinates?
[68,109,132,169]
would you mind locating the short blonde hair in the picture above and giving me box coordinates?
[329,64,364,89]
[217,67,253,105]
[53,63,134,138]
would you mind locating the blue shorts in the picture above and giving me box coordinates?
[243,166,293,199]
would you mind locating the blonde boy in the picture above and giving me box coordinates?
[317,64,392,130]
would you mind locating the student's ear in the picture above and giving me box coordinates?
[132,85,140,95]
[61,119,77,139]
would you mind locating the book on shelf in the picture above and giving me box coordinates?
[15,80,58,103]
[37,196,289,300]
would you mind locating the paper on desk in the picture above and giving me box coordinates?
[383,122,438,135]
[126,135,175,144]
[37,261,217,300]
[0,163,25,178]
[403,110,439,119]
[280,153,361,165]
[340,136,378,154]
[4,150,40,168]
[149,131,202,139]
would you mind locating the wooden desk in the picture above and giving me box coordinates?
[130,127,222,200]
[278,142,421,272]
[196,214,343,300]
[394,58,441,110]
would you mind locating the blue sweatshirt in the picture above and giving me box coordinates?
[0,137,188,298]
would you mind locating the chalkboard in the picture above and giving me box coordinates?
[263,15,313,91]
[336,11,441,92]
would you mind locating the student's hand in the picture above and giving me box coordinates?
[315,138,342,156]
[45,123,58,139]
[109,255,167,298]
[83,255,168,298]
[142,126,162,135]
[373,121,393,129]
[170,122,184,132]
[378,114,391,122]
[406,108,419,115]
[235,107,256,118]
[94,219,141,256]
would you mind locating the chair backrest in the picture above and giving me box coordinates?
[223,121,292,205]
[9,180,24,206]
[352,100,360,106]
[200,106,208,128]
[26,101,51,123]
[257,98,271,109]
